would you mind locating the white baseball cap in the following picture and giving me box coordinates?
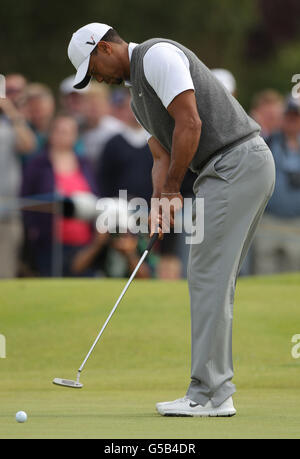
[68,23,112,90]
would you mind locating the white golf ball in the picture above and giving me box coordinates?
[16,411,27,423]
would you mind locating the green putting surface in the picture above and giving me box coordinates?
[0,274,299,438]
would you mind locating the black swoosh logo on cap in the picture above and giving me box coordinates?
[86,39,96,46]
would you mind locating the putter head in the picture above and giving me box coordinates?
[53,378,83,389]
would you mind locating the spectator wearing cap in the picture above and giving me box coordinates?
[253,96,300,273]
[211,68,237,97]
[59,75,89,157]
[80,82,124,171]
[59,75,88,130]
[0,74,36,278]
[110,87,138,123]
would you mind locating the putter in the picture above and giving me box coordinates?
[53,232,159,389]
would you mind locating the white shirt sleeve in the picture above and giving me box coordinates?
[143,43,195,109]
[144,130,153,142]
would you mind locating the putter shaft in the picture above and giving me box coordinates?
[77,248,151,375]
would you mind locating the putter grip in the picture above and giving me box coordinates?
[146,232,159,252]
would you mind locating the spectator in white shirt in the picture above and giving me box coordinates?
[59,75,88,130]
[80,82,124,170]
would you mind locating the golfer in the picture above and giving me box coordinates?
[67,23,275,417]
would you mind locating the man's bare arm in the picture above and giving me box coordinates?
[148,136,171,198]
[147,90,201,235]
[147,137,170,236]
[163,89,202,193]
[0,98,36,153]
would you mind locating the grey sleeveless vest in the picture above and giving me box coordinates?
[129,38,260,172]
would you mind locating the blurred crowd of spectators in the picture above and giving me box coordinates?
[1,71,300,279]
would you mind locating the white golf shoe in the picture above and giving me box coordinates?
[156,396,236,417]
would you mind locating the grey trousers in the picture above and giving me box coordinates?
[186,135,276,407]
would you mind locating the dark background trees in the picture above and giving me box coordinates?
[1,0,299,108]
